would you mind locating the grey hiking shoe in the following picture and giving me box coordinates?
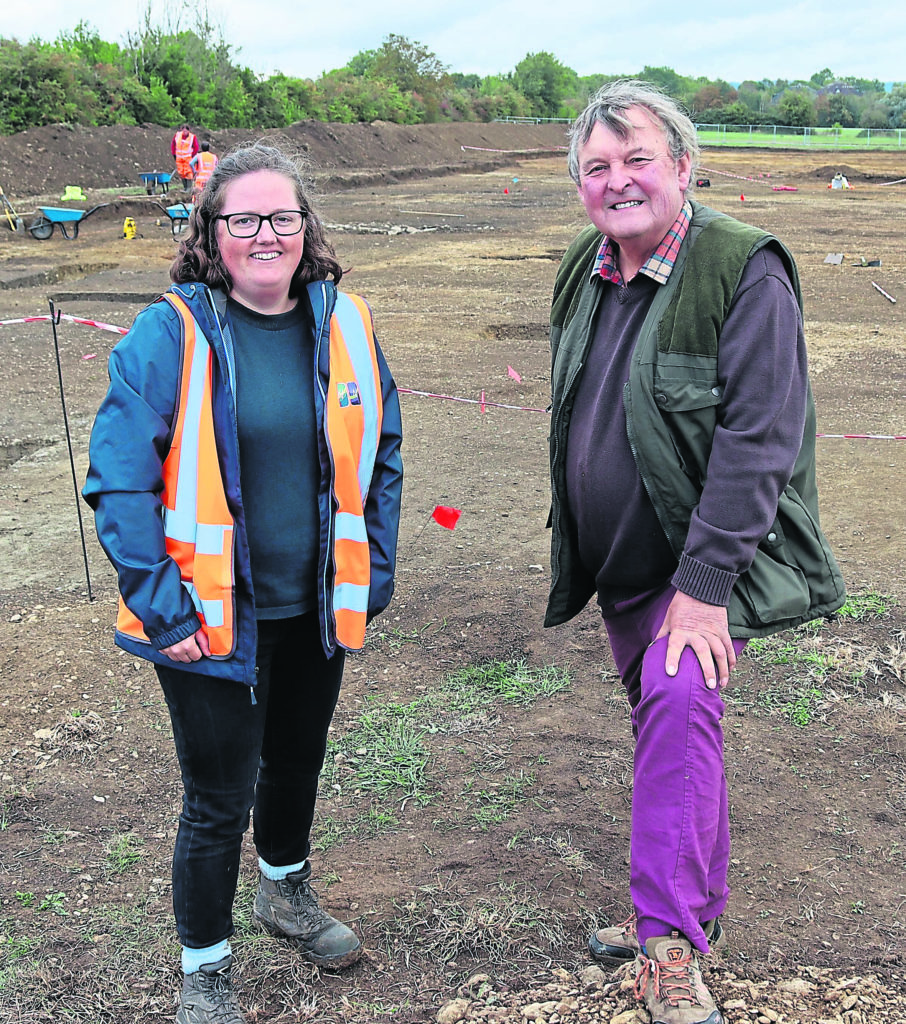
[588,913,726,966]
[634,931,723,1024]
[176,955,245,1024]
[253,863,362,968]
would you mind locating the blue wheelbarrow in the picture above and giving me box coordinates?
[29,204,110,240]
[140,171,172,195]
[153,201,194,238]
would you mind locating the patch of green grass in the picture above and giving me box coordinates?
[14,892,35,909]
[37,892,68,916]
[746,634,835,679]
[0,926,39,993]
[313,807,401,853]
[444,659,571,709]
[324,660,571,808]
[105,832,145,875]
[835,591,894,621]
[340,714,433,803]
[756,683,825,727]
[696,125,906,151]
[462,770,537,830]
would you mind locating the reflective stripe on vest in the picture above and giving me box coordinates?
[326,292,383,650]
[193,152,217,191]
[116,291,236,656]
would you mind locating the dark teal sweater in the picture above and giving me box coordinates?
[229,297,319,619]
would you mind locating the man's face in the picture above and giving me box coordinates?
[575,106,691,262]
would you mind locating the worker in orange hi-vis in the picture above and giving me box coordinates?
[190,142,219,200]
[171,124,199,189]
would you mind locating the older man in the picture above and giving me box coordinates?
[546,80,844,1024]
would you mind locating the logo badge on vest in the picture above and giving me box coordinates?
[337,381,361,407]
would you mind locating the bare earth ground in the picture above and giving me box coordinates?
[0,124,905,1024]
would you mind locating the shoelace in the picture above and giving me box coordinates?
[283,879,319,913]
[635,950,703,1008]
[197,970,243,1023]
[596,912,637,942]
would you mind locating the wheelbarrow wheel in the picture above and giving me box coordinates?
[29,215,54,240]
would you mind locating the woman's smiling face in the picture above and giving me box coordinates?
[215,169,306,315]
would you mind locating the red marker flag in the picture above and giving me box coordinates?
[431,505,461,530]
[507,365,522,382]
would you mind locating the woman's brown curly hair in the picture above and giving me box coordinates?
[170,141,343,293]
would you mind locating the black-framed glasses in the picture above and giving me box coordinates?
[215,210,306,237]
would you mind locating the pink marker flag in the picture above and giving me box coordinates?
[507,365,522,383]
[431,505,461,530]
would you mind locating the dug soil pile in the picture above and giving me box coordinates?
[0,119,570,198]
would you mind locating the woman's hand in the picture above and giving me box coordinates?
[160,628,211,663]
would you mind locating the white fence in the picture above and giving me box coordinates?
[493,116,906,149]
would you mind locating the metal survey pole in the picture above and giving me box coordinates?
[48,299,94,601]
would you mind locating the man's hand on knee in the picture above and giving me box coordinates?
[655,591,736,689]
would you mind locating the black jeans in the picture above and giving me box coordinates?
[156,613,345,949]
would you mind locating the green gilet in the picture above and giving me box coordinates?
[546,201,845,636]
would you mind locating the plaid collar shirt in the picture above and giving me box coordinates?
[590,200,692,286]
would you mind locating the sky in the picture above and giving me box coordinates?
[5,0,904,86]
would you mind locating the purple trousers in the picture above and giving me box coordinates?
[603,585,746,953]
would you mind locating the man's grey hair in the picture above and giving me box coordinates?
[567,80,700,184]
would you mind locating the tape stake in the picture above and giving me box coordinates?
[871,281,897,303]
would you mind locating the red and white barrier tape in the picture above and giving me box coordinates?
[816,433,906,440]
[698,166,771,184]
[460,145,567,154]
[3,313,902,437]
[398,386,547,413]
[0,313,127,335]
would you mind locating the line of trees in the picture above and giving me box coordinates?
[1,12,904,135]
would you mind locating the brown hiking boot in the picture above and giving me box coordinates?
[588,912,641,965]
[175,955,245,1024]
[634,931,723,1024]
[253,864,362,968]
[588,913,726,967]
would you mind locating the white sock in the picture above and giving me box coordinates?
[182,939,231,975]
[259,856,307,881]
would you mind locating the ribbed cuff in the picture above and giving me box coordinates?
[671,554,738,607]
[150,615,202,651]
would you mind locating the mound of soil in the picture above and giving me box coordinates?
[0,119,569,201]
[811,163,889,182]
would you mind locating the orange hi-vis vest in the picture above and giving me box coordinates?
[117,288,383,655]
[324,291,384,649]
[193,151,217,193]
[174,132,196,179]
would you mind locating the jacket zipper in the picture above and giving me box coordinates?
[314,281,337,652]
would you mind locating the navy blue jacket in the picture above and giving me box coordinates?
[83,281,403,685]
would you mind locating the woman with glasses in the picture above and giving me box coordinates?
[83,142,403,1024]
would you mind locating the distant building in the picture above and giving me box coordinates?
[819,82,862,96]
